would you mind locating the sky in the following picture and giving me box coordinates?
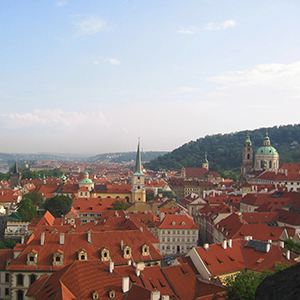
[1,0,300,155]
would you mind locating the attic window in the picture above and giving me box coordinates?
[181,222,185,226]
[53,249,64,266]
[172,221,176,226]
[142,244,150,256]
[123,245,132,259]
[92,290,99,299]
[78,249,88,261]
[108,289,115,299]
[100,247,110,262]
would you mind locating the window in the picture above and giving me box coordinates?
[177,231,180,234]
[193,231,196,235]
[167,231,170,235]
[17,289,24,300]
[162,230,165,234]
[167,238,170,242]
[173,238,175,242]
[177,238,180,242]
[182,231,185,234]
[173,231,175,234]
[5,273,9,283]
[187,231,190,235]
[182,238,185,242]
[162,245,165,250]
[30,274,36,285]
[162,238,165,242]
[17,274,23,286]
[5,288,9,296]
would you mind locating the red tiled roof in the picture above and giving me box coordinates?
[158,214,198,229]
[8,230,163,271]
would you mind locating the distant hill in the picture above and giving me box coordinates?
[145,124,300,172]
[88,151,168,163]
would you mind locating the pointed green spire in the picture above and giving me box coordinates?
[133,138,144,176]
[204,151,208,163]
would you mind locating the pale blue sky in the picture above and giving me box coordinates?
[1,0,300,154]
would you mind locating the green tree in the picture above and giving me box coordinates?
[111,199,129,210]
[21,170,39,180]
[42,195,73,217]
[22,191,43,207]
[224,264,290,300]
[284,238,300,254]
[17,198,37,222]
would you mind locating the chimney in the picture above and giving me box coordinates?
[41,232,45,246]
[87,231,92,244]
[286,250,290,260]
[266,243,271,253]
[122,277,130,293]
[21,236,24,244]
[128,260,131,266]
[222,240,227,250]
[203,243,209,250]
[151,291,160,300]
[109,261,114,273]
[135,268,140,276]
[161,296,170,300]
[160,212,165,222]
[228,239,232,248]
[121,240,124,249]
[60,233,65,245]
[279,241,285,248]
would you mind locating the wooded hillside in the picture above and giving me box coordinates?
[145,124,300,175]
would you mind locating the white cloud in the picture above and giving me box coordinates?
[104,59,121,65]
[1,109,107,130]
[173,87,202,94]
[204,19,237,31]
[177,26,199,34]
[207,61,300,90]
[55,1,67,6]
[75,17,107,35]
[93,61,100,64]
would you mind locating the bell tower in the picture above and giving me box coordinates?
[241,133,253,181]
[131,139,146,203]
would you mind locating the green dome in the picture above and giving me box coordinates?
[256,146,278,155]
[79,178,94,184]
[79,171,93,184]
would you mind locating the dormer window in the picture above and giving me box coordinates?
[27,249,38,265]
[92,290,99,299]
[100,247,110,262]
[77,248,88,261]
[123,245,131,259]
[141,244,150,256]
[108,289,116,299]
[53,249,64,266]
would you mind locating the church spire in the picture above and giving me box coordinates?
[134,138,144,175]
[13,160,19,174]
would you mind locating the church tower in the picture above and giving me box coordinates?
[202,152,209,170]
[131,139,146,203]
[10,160,21,189]
[241,133,253,181]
